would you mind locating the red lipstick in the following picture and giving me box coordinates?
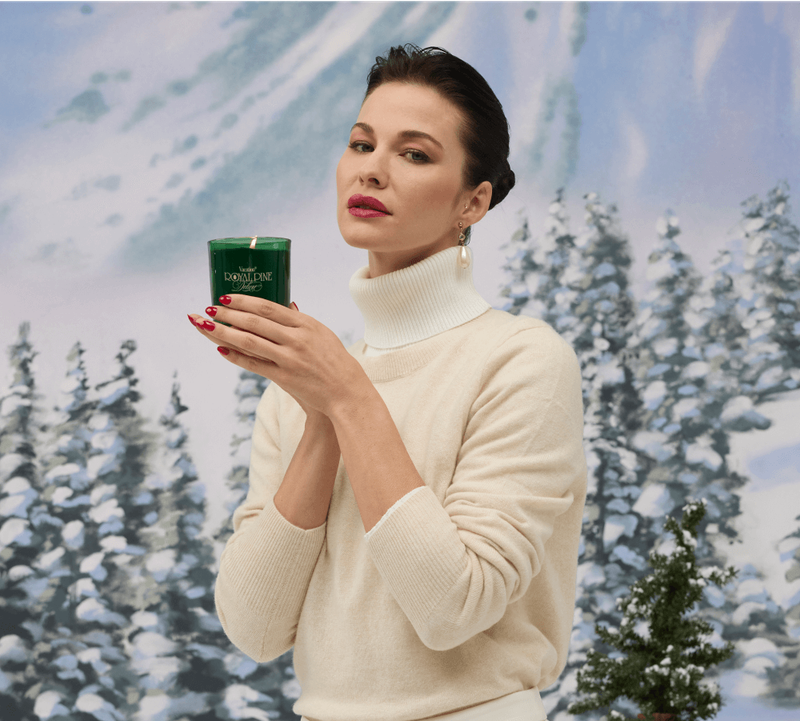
[348,194,390,218]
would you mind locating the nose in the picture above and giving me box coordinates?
[358,149,388,189]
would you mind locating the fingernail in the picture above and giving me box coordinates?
[205,306,217,317]
[201,320,215,331]
[219,295,232,305]
[187,314,197,326]
[291,302,299,311]
[217,346,229,356]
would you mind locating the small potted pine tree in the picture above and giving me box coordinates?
[568,500,737,721]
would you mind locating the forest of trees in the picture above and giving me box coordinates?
[1,181,798,720]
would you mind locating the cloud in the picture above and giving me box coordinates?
[694,4,739,101]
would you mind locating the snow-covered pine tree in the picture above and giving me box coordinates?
[58,339,155,719]
[212,369,270,550]
[497,207,540,317]
[679,196,800,701]
[212,369,304,719]
[498,192,649,721]
[770,521,800,704]
[568,499,737,721]
[555,193,651,721]
[125,373,236,721]
[736,181,800,402]
[0,322,45,720]
[20,341,104,721]
[630,210,791,701]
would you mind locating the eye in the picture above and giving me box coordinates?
[349,141,372,153]
[403,149,429,163]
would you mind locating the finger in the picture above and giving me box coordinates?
[216,345,281,382]
[218,294,302,327]
[192,314,287,366]
[206,305,295,346]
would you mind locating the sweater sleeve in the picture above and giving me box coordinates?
[214,382,327,662]
[363,486,427,541]
[364,326,587,652]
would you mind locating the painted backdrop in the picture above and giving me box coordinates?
[1,2,799,721]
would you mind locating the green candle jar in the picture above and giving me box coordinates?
[208,237,291,307]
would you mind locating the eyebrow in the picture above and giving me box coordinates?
[351,122,444,150]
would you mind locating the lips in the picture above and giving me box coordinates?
[347,194,390,218]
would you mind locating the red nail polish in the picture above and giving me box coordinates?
[187,314,197,325]
[217,346,229,356]
[219,295,232,305]
[205,306,217,317]
[291,302,299,311]
[202,320,215,331]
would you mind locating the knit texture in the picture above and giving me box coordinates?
[215,285,588,720]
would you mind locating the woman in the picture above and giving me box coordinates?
[189,45,587,721]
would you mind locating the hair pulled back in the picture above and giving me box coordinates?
[365,44,515,211]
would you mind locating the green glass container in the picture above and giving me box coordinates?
[208,236,291,307]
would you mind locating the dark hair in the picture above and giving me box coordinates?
[365,44,515,213]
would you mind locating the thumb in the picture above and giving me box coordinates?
[291,301,299,311]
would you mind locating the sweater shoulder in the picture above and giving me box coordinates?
[474,309,578,362]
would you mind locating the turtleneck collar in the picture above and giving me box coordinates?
[348,246,491,350]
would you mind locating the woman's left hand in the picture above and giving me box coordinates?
[188,295,369,417]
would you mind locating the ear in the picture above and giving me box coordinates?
[461,180,493,228]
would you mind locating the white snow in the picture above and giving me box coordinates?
[52,487,74,504]
[89,413,112,432]
[653,337,678,357]
[0,635,27,662]
[0,453,25,478]
[686,441,723,470]
[97,379,130,407]
[683,360,710,379]
[672,397,701,419]
[87,454,122,480]
[603,514,639,547]
[130,631,178,658]
[62,519,85,548]
[36,547,65,571]
[34,690,70,720]
[79,552,108,582]
[633,483,672,517]
[224,685,274,721]
[132,611,159,629]
[146,550,177,582]
[632,430,673,462]
[0,518,32,548]
[3,476,31,494]
[100,536,128,552]
[75,693,125,721]
[75,598,126,626]
[642,380,667,410]
[88,498,123,525]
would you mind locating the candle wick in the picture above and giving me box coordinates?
[250,236,258,249]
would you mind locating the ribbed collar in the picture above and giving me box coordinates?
[348,246,492,350]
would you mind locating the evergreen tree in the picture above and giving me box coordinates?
[569,500,736,721]
[22,341,102,720]
[125,373,231,720]
[61,339,155,720]
[212,370,304,720]
[770,521,800,704]
[212,370,270,549]
[736,181,800,402]
[498,192,650,721]
[0,322,45,720]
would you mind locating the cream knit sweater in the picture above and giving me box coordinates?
[215,246,587,721]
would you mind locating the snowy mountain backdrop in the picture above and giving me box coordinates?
[1,3,799,720]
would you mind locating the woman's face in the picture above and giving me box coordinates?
[336,82,474,277]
